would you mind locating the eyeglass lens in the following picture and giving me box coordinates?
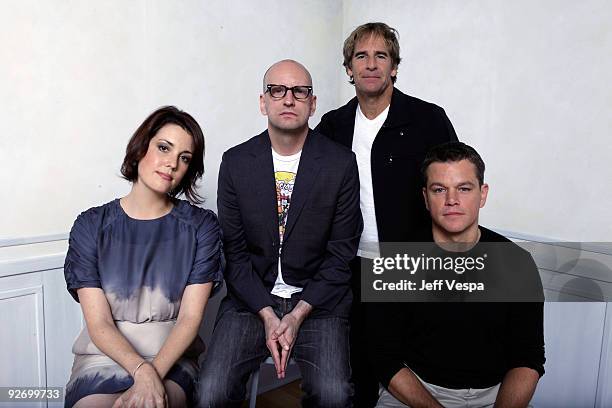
[268,85,311,99]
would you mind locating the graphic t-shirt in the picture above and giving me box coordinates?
[271,148,303,298]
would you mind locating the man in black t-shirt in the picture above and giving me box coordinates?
[368,142,545,408]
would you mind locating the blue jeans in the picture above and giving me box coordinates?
[197,296,353,407]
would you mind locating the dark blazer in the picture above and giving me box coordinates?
[217,129,363,318]
[316,87,457,242]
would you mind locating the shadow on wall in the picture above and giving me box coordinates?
[521,241,612,301]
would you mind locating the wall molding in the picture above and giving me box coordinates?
[0,233,68,248]
[494,229,612,257]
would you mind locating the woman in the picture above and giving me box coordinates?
[63,106,223,407]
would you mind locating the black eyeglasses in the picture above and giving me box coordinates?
[265,84,313,100]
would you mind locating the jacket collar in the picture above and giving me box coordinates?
[249,128,324,158]
[335,87,414,146]
[384,87,415,128]
[249,129,273,157]
[347,87,415,128]
[282,130,321,241]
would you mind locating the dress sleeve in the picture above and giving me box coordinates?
[187,210,225,294]
[64,210,102,302]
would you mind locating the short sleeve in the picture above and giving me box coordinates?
[64,210,102,302]
[187,210,225,295]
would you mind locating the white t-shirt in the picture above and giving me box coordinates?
[271,148,303,298]
[352,104,390,259]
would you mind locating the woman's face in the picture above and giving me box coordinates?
[136,124,194,196]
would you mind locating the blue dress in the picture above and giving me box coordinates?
[63,199,223,407]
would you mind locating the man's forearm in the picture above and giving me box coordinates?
[288,300,312,323]
[388,368,444,408]
[494,367,539,408]
[258,306,278,322]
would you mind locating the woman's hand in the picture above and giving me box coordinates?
[112,362,167,408]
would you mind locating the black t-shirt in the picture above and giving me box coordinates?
[366,226,545,389]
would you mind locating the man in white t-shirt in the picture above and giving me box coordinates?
[199,60,362,407]
[316,22,458,406]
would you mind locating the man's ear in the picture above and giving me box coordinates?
[309,95,317,117]
[422,187,430,211]
[259,94,268,116]
[479,183,489,209]
[345,65,353,80]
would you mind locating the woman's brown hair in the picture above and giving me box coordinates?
[121,106,205,204]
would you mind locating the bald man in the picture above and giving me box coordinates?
[197,60,362,407]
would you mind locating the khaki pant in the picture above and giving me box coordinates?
[375,370,501,408]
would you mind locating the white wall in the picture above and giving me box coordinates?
[3,1,610,242]
[342,0,612,241]
[0,0,343,239]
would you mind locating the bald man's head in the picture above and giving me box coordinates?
[259,59,316,135]
[263,59,313,91]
